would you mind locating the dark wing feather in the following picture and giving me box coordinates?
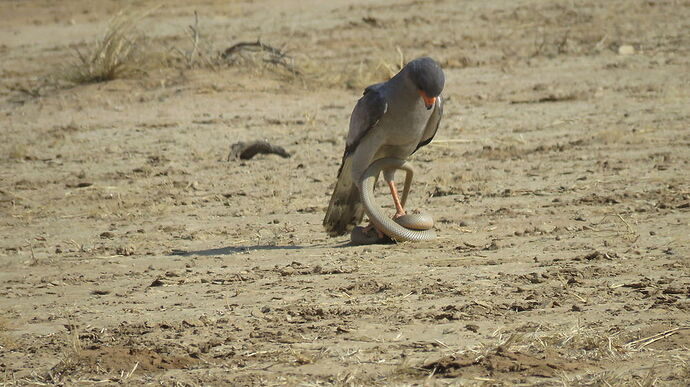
[412,95,443,154]
[344,84,388,158]
[324,84,388,236]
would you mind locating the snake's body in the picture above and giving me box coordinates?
[356,158,436,242]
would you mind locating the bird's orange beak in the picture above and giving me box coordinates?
[419,90,436,110]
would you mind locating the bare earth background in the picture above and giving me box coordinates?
[1,0,689,385]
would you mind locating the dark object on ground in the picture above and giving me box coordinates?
[227,140,291,161]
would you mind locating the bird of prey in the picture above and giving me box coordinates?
[323,56,444,237]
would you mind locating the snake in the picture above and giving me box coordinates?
[355,157,436,242]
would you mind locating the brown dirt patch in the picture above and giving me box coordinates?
[1,0,688,385]
[423,347,583,379]
[51,345,199,377]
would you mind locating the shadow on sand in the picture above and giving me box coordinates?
[170,244,306,256]
[169,237,392,256]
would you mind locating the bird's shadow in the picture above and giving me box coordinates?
[169,239,384,256]
[170,244,304,256]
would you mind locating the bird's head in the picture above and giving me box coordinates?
[407,57,445,109]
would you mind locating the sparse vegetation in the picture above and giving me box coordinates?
[65,9,158,84]
[2,0,688,385]
[170,11,224,70]
[61,7,408,90]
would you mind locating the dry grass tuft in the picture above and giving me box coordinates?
[341,57,399,90]
[530,322,629,361]
[171,11,224,70]
[558,370,629,387]
[299,48,405,90]
[66,9,158,84]
[6,144,31,160]
[59,7,407,91]
[45,323,85,383]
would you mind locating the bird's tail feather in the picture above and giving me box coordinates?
[323,155,364,236]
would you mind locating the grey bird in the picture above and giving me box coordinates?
[323,57,445,236]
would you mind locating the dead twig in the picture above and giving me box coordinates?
[614,214,634,234]
[188,11,200,66]
[66,7,158,83]
[222,40,282,59]
[170,11,219,71]
[0,188,32,203]
[221,40,300,75]
[123,362,139,379]
[625,327,689,350]
[429,139,474,144]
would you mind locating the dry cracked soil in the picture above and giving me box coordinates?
[1,0,689,386]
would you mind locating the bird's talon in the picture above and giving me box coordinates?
[363,223,385,239]
[351,224,392,245]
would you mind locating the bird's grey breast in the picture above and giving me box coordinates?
[375,93,433,148]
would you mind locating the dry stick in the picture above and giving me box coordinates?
[426,366,437,381]
[615,213,635,234]
[189,11,200,66]
[626,327,689,349]
[593,213,637,238]
[124,362,139,379]
[27,241,36,264]
[221,40,301,75]
[557,29,571,54]
[223,41,278,57]
[430,139,474,144]
[594,34,609,51]
[0,188,32,203]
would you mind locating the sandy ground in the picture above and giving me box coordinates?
[1,0,689,385]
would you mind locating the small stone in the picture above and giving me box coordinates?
[116,245,135,256]
[618,44,635,55]
[280,267,295,276]
[465,324,480,333]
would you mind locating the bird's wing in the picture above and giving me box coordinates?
[412,95,443,154]
[324,84,388,236]
[344,84,388,157]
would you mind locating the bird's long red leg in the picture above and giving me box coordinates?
[388,180,406,219]
[361,171,405,239]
